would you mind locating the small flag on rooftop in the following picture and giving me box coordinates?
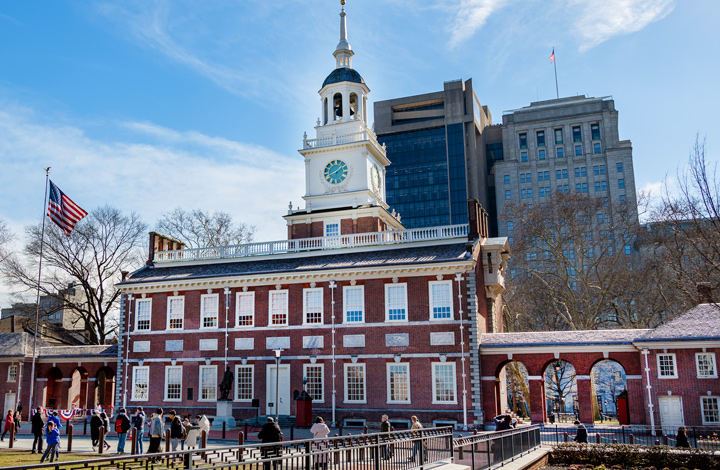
[47,180,88,236]
[550,48,555,63]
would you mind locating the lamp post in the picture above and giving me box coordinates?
[274,349,282,423]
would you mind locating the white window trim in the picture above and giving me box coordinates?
[324,220,341,237]
[235,291,255,328]
[164,366,183,402]
[343,285,365,324]
[657,353,678,379]
[234,364,254,402]
[696,352,718,378]
[7,365,17,383]
[198,365,218,402]
[135,298,152,331]
[386,362,411,404]
[165,296,185,331]
[343,363,367,404]
[428,280,454,321]
[132,366,150,402]
[269,290,289,327]
[200,293,219,329]
[303,288,324,326]
[384,283,408,322]
[431,362,458,405]
[303,363,325,403]
[700,396,720,425]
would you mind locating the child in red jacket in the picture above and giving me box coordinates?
[0,410,14,441]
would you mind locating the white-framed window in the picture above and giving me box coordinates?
[343,285,364,323]
[344,363,366,403]
[701,396,720,424]
[200,294,219,329]
[166,296,184,330]
[235,365,254,401]
[385,283,408,322]
[387,363,410,403]
[657,353,678,379]
[432,362,457,404]
[324,221,340,237]
[236,292,255,328]
[303,288,323,325]
[429,281,453,320]
[199,365,217,401]
[7,365,18,382]
[135,298,152,331]
[132,366,149,401]
[269,290,288,326]
[164,366,182,401]
[304,364,324,403]
[696,353,717,378]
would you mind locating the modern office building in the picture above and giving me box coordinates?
[374,80,497,230]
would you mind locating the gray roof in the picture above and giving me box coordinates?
[0,332,116,358]
[39,344,117,358]
[481,329,650,348]
[121,243,472,285]
[0,333,34,356]
[636,303,720,342]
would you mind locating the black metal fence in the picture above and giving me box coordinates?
[453,425,542,470]
[540,424,720,449]
[4,426,456,470]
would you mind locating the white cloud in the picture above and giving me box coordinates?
[570,0,675,52]
[447,0,511,48]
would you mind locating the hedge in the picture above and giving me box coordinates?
[549,442,720,470]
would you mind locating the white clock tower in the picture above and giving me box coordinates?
[284,3,404,240]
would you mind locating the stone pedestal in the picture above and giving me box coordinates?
[212,400,236,428]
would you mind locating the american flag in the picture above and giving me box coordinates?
[550,48,555,63]
[47,180,88,236]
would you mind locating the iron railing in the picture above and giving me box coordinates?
[540,424,720,449]
[453,425,542,470]
[6,426,455,470]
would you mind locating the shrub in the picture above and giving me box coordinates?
[549,443,720,470]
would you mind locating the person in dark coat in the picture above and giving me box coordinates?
[258,417,283,470]
[134,407,146,454]
[169,410,185,452]
[99,411,111,450]
[573,421,588,443]
[31,407,45,454]
[676,426,690,448]
[493,415,512,431]
[90,410,103,451]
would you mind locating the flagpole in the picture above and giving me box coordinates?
[28,168,51,416]
[553,47,559,99]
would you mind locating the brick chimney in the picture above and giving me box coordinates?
[147,232,185,266]
[697,282,713,304]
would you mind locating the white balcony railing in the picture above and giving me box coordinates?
[303,128,378,150]
[153,224,469,263]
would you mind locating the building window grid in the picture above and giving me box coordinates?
[429,281,453,320]
[521,151,528,162]
[505,190,511,200]
[539,149,546,160]
[135,299,152,331]
[536,130,545,147]
[385,284,408,321]
[199,365,217,401]
[304,364,324,402]
[519,133,527,149]
[696,353,717,378]
[557,147,564,158]
[167,297,184,330]
[200,294,219,329]
[269,290,289,326]
[344,363,366,403]
[701,397,720,424]
[572,126,582,142]
[504,175,510,185]
[591,123,601,141]
[657,354,678,378]
[575,145,582,156]
[325,222,339,237]
[235,365,254,401]
[593,142,601,154]
[7,365,17,382]
[617,162,624,172]
[236,292,255,327]
[554,128,563,145]
[387,363,410,403]
[432,362,457,404]
[618,179,625,189]
[132,366,149,401]
[303,288,324,325]
[343,285,364,323]
[165,366,182,401]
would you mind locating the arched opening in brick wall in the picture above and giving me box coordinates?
[95,367,115,409]
[496,360,531,420]
[543,360,577,423]
[590,359,627,424]
[45,367,63,409]
[68,367,89,410]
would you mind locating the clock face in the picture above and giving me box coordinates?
[371,165,381,192]
[324,159,349,184]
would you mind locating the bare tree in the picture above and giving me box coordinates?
[156,208,256,249]
[1,206,146,344]
[544,361,576,416]
[0,218,13,264]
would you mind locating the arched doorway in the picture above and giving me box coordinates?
[46,368,63,409]
[591,360,627,424]
[95,367,116,409]
[68,367,89,409]
[544,360,577,423]
[500,361,531,419]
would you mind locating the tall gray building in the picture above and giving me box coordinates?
[374,79,499,229]
[494,95,637,239]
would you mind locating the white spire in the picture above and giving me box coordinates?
[333,5,354,69]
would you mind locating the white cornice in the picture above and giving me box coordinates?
[480,344,638,355]
[632,340,720,350]
[299,139,389,166]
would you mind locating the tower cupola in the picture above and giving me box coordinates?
[333,5,354,69]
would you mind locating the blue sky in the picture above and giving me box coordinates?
[0,0,719,302]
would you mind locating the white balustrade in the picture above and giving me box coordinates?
[154,224,470,263]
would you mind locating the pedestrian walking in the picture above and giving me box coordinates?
[99,411,111,451]
[40,422,60,463]
[573,420,588,443]
[676,426,691,448]
[147,408,164,454]
[310,416,331,470]
[90,410,102,451]
[258,417,283,470]
[31,407,45,454]
[1,409,14,441]
[408,416,425,463]
[380,414,393,460]
[13,407,22,438]
[134,407,146,454]
[114,408,132,454]
[169,410,185,451]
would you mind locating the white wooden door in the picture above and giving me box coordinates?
[4,393,16,415]
[659,396,684,433]
[266,364,290,416]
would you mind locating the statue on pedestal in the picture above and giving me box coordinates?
[218,366,234,401]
